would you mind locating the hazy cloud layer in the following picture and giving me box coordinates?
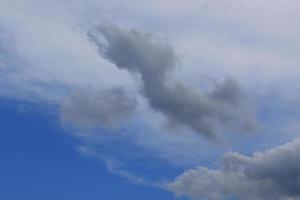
[61,86,137,128]
[88,25,257,138]
[168,138,300,200]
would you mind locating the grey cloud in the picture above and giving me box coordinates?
[61,86,137,128]
[168,138,300,200]
[88,25,257,138]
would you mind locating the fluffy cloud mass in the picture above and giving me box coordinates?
[168,138,300,200]
[61,86,137,128]
[88,25,257,138]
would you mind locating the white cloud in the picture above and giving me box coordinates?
[0,0,134,102]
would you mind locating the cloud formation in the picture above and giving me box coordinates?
[61,86,137,128]
[88,25,257,138]
[3,1,300,193]
[168,138,300,200]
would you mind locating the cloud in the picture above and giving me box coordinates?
[168,138,300,200]
[61,86,137,128]
[2,0,300,180]
[105,160,164,187]
[0,0,134,102]
[88,25,257,138]
[0,0,258,167]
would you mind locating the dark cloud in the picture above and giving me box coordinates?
[88,25,257,138]
[168,138,300,200]
[61,86,137,128]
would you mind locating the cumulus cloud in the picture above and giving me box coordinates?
[61,86,137,128]
[88,25,257,138]
[168,138,300,200]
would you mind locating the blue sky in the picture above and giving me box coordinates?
[0,99,187,200]
[2,1,300,200]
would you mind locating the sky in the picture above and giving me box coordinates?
[1,1,300,200]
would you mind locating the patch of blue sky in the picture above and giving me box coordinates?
[0,98,188,200]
